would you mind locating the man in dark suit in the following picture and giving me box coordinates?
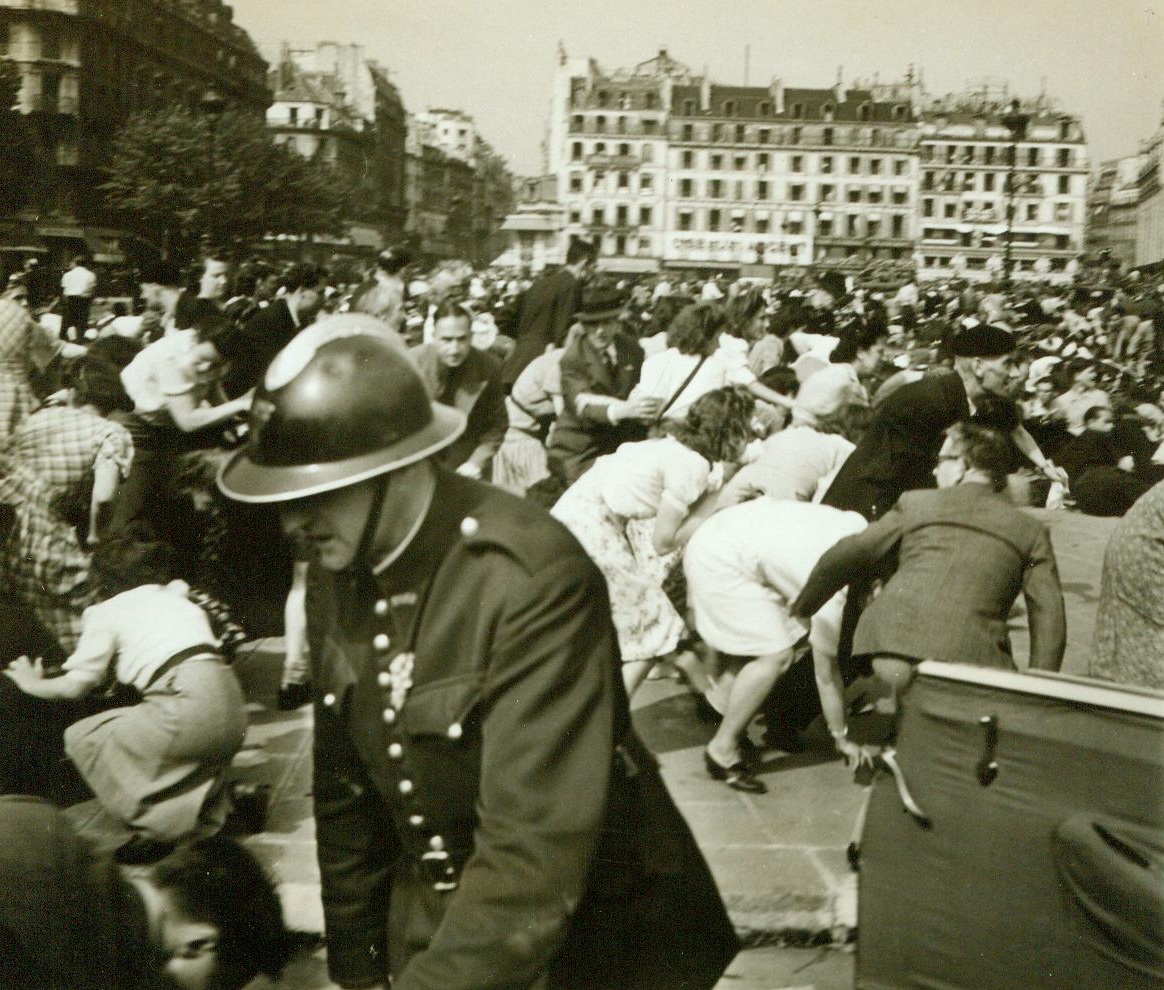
[410,299,507,479]
[216,315,738,990]
[501,237,596,388]
[219,262,329,398]
[547,286,660,485]
[794,421,1066,699]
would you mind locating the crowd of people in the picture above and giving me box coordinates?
[1,232,1163,987]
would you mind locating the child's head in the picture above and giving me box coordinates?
[91,525,176,599]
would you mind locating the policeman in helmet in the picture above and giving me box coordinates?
[217,314,738,990]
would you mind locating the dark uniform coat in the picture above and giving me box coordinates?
[219,297,300,399]
[547,332,646,486]
[501,268,582,388]
[305,471,737,990]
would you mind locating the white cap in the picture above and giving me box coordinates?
[700,282,725,302]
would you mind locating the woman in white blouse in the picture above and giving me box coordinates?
[552,388,756,696]
[633,302,792,425]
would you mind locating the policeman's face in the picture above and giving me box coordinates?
[976,354,1019,397]
[433,315,472,368]
[279,483,378,571]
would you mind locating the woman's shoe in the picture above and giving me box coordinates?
[277,681,312,711]
[704,749,767,794]
[694,694,723,725]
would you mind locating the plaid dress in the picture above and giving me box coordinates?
[0,298,38,442]
[0,406,133,652]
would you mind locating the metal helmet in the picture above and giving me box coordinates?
[217,313,465,503]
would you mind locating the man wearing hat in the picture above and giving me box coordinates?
[216,315,737,990]
[547,285,659,485]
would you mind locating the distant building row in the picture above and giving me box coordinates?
[1087,112,1164,271]
[511,48,1088,281]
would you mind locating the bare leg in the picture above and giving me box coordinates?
[622,659,657,699]
[707,648,794,767]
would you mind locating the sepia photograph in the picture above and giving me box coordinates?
[0,1,1161,987]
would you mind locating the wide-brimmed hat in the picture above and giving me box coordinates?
[951,324,1016,359]
[575,286,626,323]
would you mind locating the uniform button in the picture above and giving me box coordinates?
[382,708,396,724]
[446,722,463,740]
[387,742,404,759]
[377,671,392,688]
[460,516,480,538]
[408,814,425,827]
[322,693,336,707]
[373,599,389,617]
[373,633,391,651]
[429,835,445,851]
[398,779,414,795]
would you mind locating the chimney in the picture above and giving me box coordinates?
[699,75,711,112]
[834,65,846,104]
[770,76,785,114]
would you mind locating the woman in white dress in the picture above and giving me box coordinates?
[552,388,755,697]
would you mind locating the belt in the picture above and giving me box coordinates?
[413,847,470,892]
[145,643,221,689]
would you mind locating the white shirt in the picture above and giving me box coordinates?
[64,582,219,692]
[120,329,204,416]
[586,437,711,520]
[635,335,755,422]
[61,265,97,298]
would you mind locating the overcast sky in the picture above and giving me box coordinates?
[231,0,1163,176]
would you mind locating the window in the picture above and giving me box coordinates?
[759,128,771,144]
[1057,175,1070,194]
[616,116,627,134]
[645,92,658,110]
[1055,147,1071,168]
[571,142,582,161]
[711,123,723,141]
[790,154,804,172]
[984,146,996,164]
[962,172,975,191]
[678,210,693,231]
[616,205,629,225]
[944,202,957,218]
[569,174,583,193]
[682,123,694,141]
[618,91,630,109]
[759,102,772,117]
[1026,147,1039,167]
[591,208,605,226]
[820,183,835,202]
[757,152,769,169]
[1026,203,1039,221]
[945,145,956,163]
[894,158,907,176]
[983,173,996,192]
[849,156,861,174]
[618,143,630,157]
[734,181,744,200]
[640,206,652,225]
[618,172,629,189]
[869,158,882,175]
[723,100,736,116]
[1054,202,1072,222]
[640,173,653,191]
[792,102,805,119]
[923,197,934,217]
[595,116,606,133]
[679,178,693,197]
[789,184,805,201]
[734,155,747,171]
[683,99,695,116]
[821,156,834,174]
[822,102,835,121]
[709,179,723,198]
[867,217,881,238]
[756,215,770,233]
[594,142,606,155]
[847,187,862,204]
[597,91,609,107]
[710,154,723,170]
[894,105,908,121]
[643,119,658,135]
[892,188,907,205]
[615,234,626,255]
[640,237,652,251]
[757,180,769,198]
[681,150,694,168]
[569,208,582,224]
[289,106,300,124]
[709,208,722,230]
[571,114,583,131]
[822,127,834,146]
[858,103,872,122]
[847,214,859,237]
[868,187,883,204]
[790,126,802,144]
[642,144,654,163]
[735,124,746,142]
[818,217,833,236]
[870,129,882,146]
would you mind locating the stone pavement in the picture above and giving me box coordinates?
[71,507,1115,988]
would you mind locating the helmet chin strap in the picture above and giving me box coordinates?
[355,474,391,571]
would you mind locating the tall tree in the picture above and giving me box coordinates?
[0,61,54,215]
[101,104,350,262]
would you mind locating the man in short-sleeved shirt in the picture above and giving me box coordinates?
[60,256,97,341]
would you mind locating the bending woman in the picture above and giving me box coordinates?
[552,388,756,697]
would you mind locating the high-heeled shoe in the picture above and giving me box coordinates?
[704,748,767,794]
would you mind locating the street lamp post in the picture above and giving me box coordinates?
[1000,98,1030,290]
[199,88,227,252]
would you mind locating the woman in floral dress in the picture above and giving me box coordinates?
[552,388,755,697]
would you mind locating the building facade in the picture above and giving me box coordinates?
[1135,120,1164,268]
[1087,155,1146,270]
[915,89,1088,282]
[548,50,1090,282]
[0,0,269,263]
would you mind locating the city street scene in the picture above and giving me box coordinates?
[0,1,1162,988]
